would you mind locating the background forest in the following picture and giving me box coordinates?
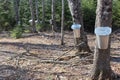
[0,0,120,36]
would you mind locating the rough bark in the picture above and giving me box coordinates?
[61,0,64,45]
[29,0,37,33]
[91,0,113,79]
[67,0,91,52]
[13,0,20,24]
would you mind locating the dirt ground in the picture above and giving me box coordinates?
[0,31,120,80]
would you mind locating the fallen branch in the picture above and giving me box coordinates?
[54,47,75,61]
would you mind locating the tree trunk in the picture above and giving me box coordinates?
[67,0,91,52]
[61,0,64,45]
[29,0,37,33]
[42,0,45,25]
[91,0,113,79]
[51,0,56,33]
[35,0,40,24]
[13,0,20,24]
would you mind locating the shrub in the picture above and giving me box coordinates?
[112,0,120,30]
[10,25,23,39]
[82,0,96,33]
[0,0,15,31]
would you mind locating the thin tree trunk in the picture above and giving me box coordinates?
[51,0,56,33]
[61,0,64,45]
[35,0,40,24]
[42,0,45,25]
[29,0,37,33]
[67,0,91,52]
[91,0,113,79]
[13,0,20,24]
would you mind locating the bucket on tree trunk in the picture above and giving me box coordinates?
[71,24,81,38]
[95,27,112,49]
[29,19,38,25]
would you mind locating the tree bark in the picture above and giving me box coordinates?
[29,0,37,33]
[67,0,91,52]
[42,0,45,25]
[91,0,113,79]
[51,0,56,33]
[13,0,20,24]
[61,0,64,45]
[35,0,40,24]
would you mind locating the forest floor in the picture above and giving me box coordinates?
[0,30,120,80]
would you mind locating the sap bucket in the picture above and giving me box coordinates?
[71,24,81,38]
[95,27,112,49]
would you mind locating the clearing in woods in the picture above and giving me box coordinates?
[0,31,120,80]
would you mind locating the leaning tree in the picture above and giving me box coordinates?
[67,0,91,52]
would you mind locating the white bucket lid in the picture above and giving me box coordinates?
[35,20,38,23]
[29,19,38,23]
[29,19,32,23]
[95,27,112,35]
[71,24,81,30]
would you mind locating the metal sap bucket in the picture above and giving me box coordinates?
[95,27,112,49]
[71,24,81,38]
[96,35,109,49]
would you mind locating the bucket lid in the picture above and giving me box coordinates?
[29,19,32,23]
[35,20,38,23]
[71,24,81,30]
[95,27,112,35]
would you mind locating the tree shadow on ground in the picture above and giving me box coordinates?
[0,50,17,55]
[111,47,120,63]
[22,32,62,39]
[0,42,65,51]
[0,65,32,80]
[0,65,81,80]
[0,42,73,60]
[111,48,120,51]
[111,57,120,62]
